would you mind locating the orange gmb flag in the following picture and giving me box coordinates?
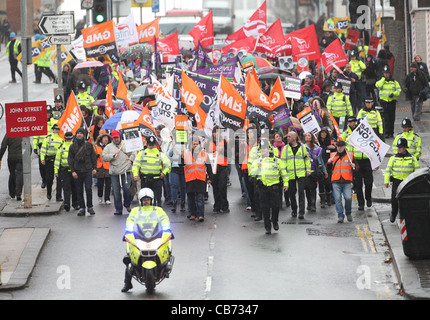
[180,71,206,129]
[137,18,159,43]
[218,74,247,131]
[245,67,272,109]
[82,20,117,59]
[116,71,132,110]
[105,79,114,118]
[137,105,156,137]
[57,91,84,139]
[269,76,288,112]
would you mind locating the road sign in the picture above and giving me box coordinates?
[131,0,152,8]
[81,0,94,10]
[5,101,47,138]
[49,35,71,45]
[152,0,159,13]
[38,14,75,35]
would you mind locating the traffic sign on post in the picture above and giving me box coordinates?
[49,35,71,45]
[152,0,159,13]
[5,101,47,138]
[38,14,75,35]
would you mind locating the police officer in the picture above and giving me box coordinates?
[247,129,264,221]
[132,135,171,207]
[121,188,172,293]
[77,81,95,111]
[326,81,353,131]
[36,47,56,83]
[357,96,384,139]
[33,105,57,188]
[385,138,420,223]
[376,65,402,138]
[41,124,64,200]
[53,95,65,117]
[349,49,367,105]
[7,32,22,83]
[281,131,311,219]
[54,131,78,211]
[392,118,422,161]
[253,139,288,234]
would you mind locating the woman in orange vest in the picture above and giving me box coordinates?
[327,140,358,223]
[95,133,112,205]
[184,137,213,222]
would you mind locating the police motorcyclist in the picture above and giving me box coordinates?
[121,188,172,293]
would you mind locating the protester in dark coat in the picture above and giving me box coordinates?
[404,62,430,121]
[0,135,23,200]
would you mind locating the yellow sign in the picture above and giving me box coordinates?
[50,45,73,69]
[131,0,152,8]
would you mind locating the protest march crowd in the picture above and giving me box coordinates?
[0,1,426,234]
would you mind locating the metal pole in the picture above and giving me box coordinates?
[140,4,143,25]
[56,44,63,98]
[21,0,31,208]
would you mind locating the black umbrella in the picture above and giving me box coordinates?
[258,73,286,81]
[130,84,155,100]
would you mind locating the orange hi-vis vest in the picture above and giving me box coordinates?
[241,142,251,171]
[95,145,110,170]
[331,151,354,182]
[209,140,228,167]
[184,149,208,183]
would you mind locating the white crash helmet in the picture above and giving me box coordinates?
[138,188,154,201]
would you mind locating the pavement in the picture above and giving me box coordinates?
[0,43,429,297]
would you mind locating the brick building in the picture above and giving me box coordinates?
[1,0,42,35]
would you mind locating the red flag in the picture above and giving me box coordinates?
[150,31,180,57]
[320,38,348,73]
[255,19,287,59]
[189,10,214,49]
[282,36,293,56]
[222,36,257,54]
[226,1,266,42]
[287,24,320,61]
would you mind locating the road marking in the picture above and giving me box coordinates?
[356,224,376,253]
[204,221,217,299]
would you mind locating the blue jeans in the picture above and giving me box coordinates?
[235,163,251,207]
[111,172,132,213]
[332,183,352,218]
[169,171,186,202]
[187,192,205,218]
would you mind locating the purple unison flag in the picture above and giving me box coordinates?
[273,106,293,131]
